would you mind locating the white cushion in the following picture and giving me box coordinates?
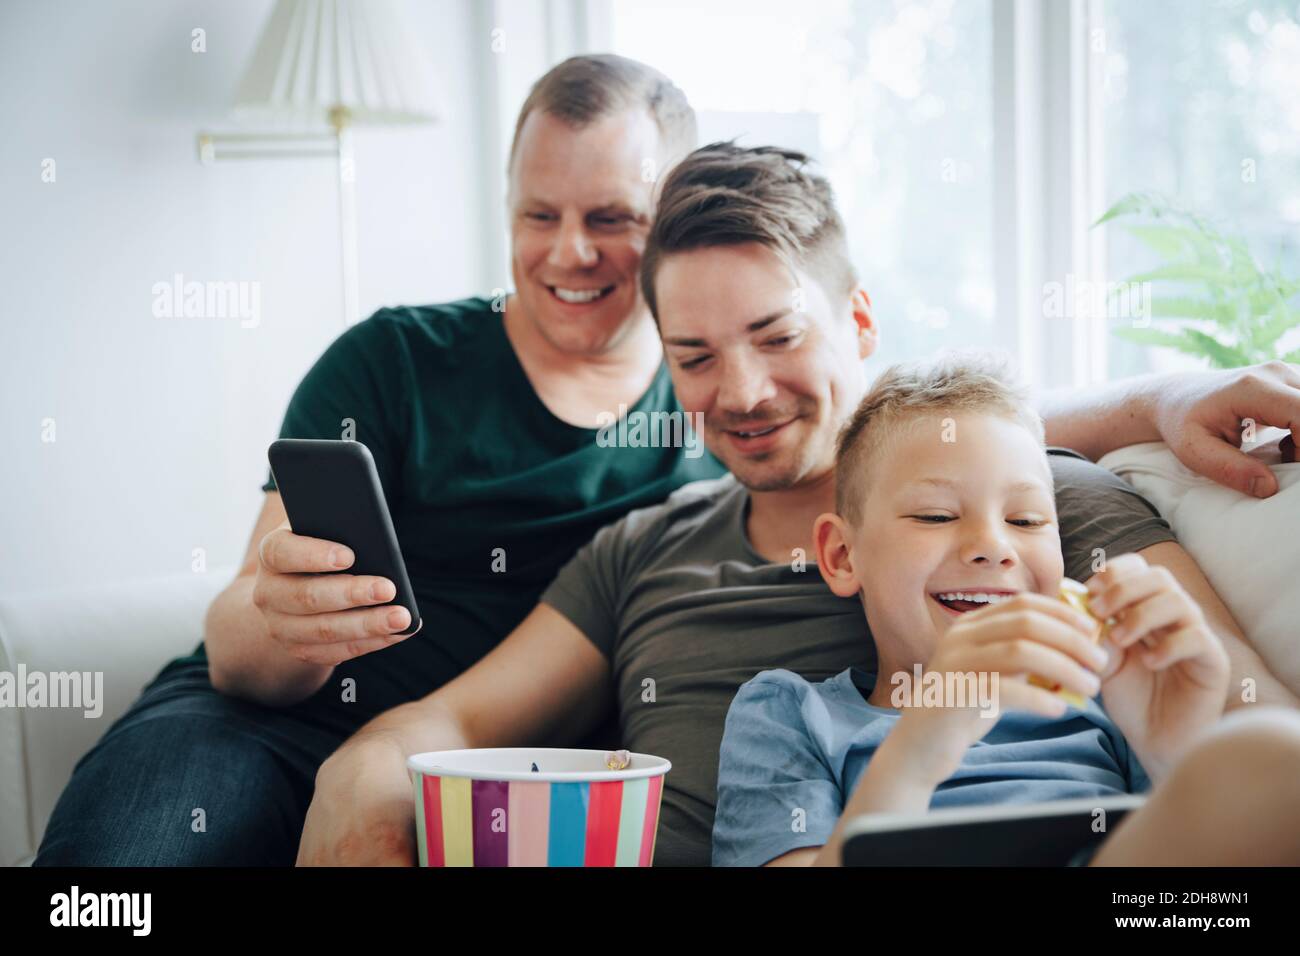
[1099,431,1300,697]
[0,569,232,866]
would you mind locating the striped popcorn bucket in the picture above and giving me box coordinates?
[407,748,671,867]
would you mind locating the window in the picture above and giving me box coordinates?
[1097,0,1300,377]
[607,0,999,374]
[571,1,1300,384]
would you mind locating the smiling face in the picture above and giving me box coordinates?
[655,243,876,491]
[823,412,1064,665]
[507,109,662,356]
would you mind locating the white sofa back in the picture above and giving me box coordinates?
[0,569,231,866]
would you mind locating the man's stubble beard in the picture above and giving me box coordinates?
[718,435,831,493]
[709,399,837,492]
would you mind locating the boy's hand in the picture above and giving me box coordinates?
[893,593,1107,784]
[1087,553,1229,777]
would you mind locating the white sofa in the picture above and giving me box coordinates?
[0,568,233,867]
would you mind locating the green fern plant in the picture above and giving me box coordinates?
[1094,192,1300,368]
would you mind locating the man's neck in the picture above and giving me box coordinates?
[745,467,837,563]
[503,294,664,427]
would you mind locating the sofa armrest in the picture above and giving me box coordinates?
[0,568,234,866]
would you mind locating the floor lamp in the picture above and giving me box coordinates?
[196,0,440,328]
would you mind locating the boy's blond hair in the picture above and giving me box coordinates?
[834,351,1046,526]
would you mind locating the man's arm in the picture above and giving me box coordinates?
[338,603,612,755]
[1037,361,1300,498]
[297,602,612,865]
[1037,373,1161,461]
[1132,541,1298,710]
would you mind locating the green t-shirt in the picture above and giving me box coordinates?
[184,296,724,725]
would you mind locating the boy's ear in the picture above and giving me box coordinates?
[813,512,862,598]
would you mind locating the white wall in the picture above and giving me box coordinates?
[0,0,487,595]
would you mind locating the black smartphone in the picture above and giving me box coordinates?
[841,794,1145,866]
[267,439,422,636]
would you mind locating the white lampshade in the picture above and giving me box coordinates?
[233,0,442,128]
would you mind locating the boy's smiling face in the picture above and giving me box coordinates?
[821,412,1065,664]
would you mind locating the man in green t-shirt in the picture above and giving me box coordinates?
[35,54,720,867]
[36,55,1300,868]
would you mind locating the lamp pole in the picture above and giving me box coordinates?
[193,0,440,332]
[197,109,359,330]
[330,105,359,328]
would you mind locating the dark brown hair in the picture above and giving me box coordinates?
[640,142,857,318]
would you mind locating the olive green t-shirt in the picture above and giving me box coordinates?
[183,297,724,728]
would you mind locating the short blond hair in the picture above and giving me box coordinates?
[834,351,1045,526]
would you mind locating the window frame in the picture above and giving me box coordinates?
[481,0,1112,388]
[993,0,1110,390]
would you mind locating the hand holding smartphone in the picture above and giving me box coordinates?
[258,440,422,666]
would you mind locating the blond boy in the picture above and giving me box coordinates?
[713,353,1300,866]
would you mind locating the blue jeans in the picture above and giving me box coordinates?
[33,657,357,866]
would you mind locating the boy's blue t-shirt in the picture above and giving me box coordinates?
[711,666,1151,867]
